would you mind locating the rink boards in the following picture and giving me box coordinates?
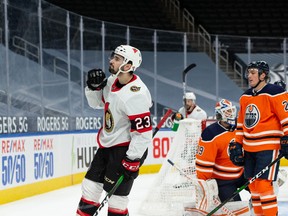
[0,129,287,204]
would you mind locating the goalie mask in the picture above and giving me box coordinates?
[111,45,142,76]
[215,99,237,131]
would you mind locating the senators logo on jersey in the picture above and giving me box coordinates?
[244,104,260,128]
[130,86,141,92]
[104,103,114,132]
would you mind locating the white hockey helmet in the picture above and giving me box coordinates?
[113,45,142,72]
[183,92,196,101]
[215,99,237,130]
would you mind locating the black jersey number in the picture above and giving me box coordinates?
[197,145,204,156]
[282,100,288,112]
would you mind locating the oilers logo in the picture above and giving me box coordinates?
[244,104,260,128]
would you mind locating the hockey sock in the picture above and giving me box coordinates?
[108,207,129,216]
[249,181,263,215]
[76,197,100,216]
[257,179,278,216]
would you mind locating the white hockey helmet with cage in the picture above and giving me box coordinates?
[183,92,196,101]
[113,45,142,72]
[215,99,237,130]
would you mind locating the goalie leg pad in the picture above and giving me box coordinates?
[274,168,288,194]
[277,168,288,187]
[195,179,218,211]
[184,201,250,216]
[225,201,250,216]
[183,207,207,216]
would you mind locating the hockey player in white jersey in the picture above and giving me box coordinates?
[76,45,153,216]
[178,92,207,120]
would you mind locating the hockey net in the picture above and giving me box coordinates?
[139,119,214,216]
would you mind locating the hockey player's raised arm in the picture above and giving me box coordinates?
[85,86,104,109]
[84,68,108,109]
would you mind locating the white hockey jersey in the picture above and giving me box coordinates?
[178,105,207,120]
[85,74,152,160]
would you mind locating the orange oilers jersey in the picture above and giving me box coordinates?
[236,83,288,152]
[196,122,243,180]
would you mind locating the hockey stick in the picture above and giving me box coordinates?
[93,108,173,215]
[153,108,173,137]
[167,159,236,216]
[182,63,196,116]
[93,175,124,216]
[207,153,284,216]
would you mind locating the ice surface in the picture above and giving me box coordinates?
[0,170,288,216]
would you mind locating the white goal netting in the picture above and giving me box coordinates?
[139,119,204,216]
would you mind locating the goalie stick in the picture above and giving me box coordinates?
[167,159,236,216]
[93,108,173,216]
[207,153,284,216]
[182,63,196,116]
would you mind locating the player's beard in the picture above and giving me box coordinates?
[186,104,195,113]
[109,64,117,75]
[185,105,191,112]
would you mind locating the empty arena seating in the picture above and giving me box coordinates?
[179,0,288,38]
[46,0,177,31]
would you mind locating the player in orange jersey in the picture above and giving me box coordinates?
[229,61,288,216]
[196,99,246,202]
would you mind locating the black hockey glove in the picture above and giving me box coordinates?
[228,141,244,166]
[86,68,107,91]
[171,112,184,121]
[118,156,140,181]
[280,136,288,159]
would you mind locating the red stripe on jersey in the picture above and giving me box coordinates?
[104,102,109,111]
[97,127,130,148]
[101,94,105,104]
[97,127,104,148]
[128,112,152,133]
[111,75,138,92]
